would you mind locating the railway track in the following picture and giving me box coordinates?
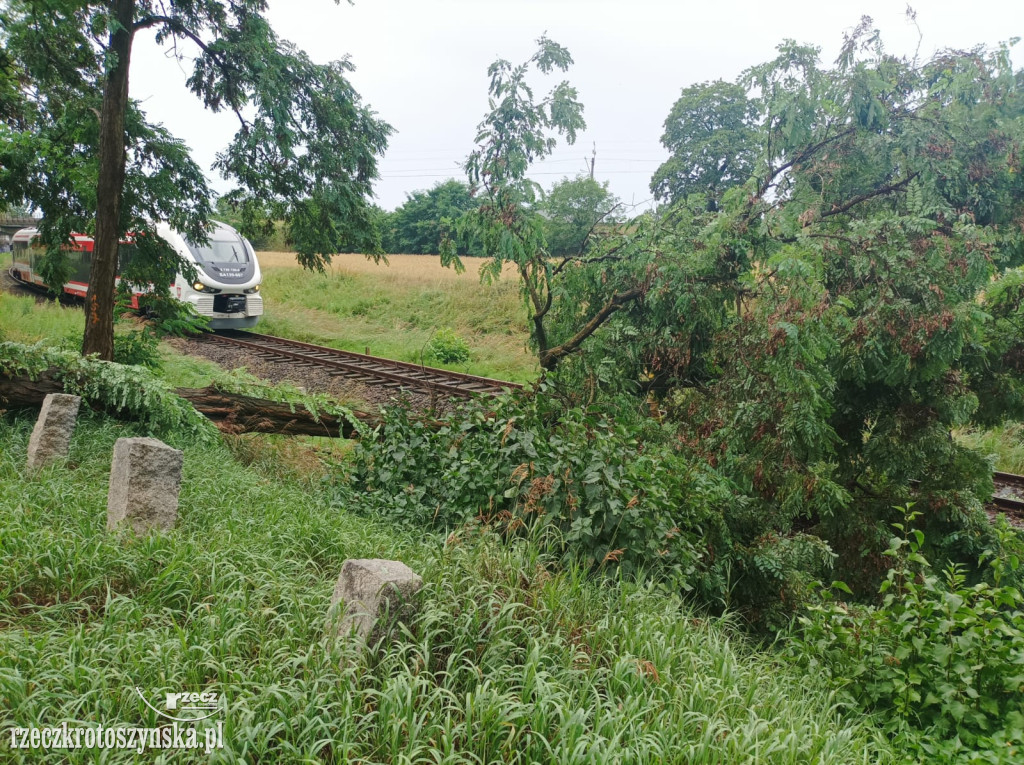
[992,471,1024,521]
[203,329,523,399]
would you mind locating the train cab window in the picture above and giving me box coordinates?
[185,228,250,265]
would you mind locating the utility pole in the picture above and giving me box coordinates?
[587,142,596,179]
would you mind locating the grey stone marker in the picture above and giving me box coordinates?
[26,393,82,471]
[327,559,423,645]
[106,437,183,534]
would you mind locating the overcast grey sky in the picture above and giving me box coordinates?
[129,0,1023,212]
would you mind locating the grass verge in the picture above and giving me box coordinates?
[0,412,891,763]
[958,423,1024,474]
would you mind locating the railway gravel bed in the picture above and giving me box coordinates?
[171,331,520,415]
[992,471,1024,526]
[207,330,522,399]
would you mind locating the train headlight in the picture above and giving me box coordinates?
[244,285,260,294]
[192,281,205,292]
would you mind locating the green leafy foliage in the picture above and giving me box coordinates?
[111,328,160,368]
[650,80,759,207]
[790,509,1024,761]
[424,327,471,364]
[383,180,481,255]
[349,391,719,580]
[539,175,621,257]
[132,291,211,337]
[350,389,847,615]
[450,37,608,371]
[532,30,1024,598]
[0,341,213,439]
[350,388,870,627]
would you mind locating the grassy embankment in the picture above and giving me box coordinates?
[255,251,537,383]
[0,278,891,760]
[0,408,894,763]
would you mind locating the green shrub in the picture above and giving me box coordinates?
[425,326,471,364]
[349,389,853,624]
[133,293,210,337]
[349,389,738,600]
[113,328,161,368]
[790,508,1024,761]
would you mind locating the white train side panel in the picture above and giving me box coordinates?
[9,221,263,330]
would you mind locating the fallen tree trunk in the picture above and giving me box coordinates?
[175,387,373,438]
[0,370,374,438]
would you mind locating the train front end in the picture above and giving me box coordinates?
[162,222,263,330]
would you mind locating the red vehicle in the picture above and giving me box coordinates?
[9,221,263,328]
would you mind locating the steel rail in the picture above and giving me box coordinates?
[204,329,522,398]
[992,471,1024,513]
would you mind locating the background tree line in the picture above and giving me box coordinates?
[365,176,622,257]
[214,175,622,258]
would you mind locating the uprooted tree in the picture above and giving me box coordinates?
[583,28,1024,591]
[431,25,1024,610]
[0,0,391,361]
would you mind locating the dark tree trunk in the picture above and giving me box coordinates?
[82,0,136,360]
[173,387,374,438]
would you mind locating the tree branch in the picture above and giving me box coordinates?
[818,172,920,220]
[0,369,376,438]
[758,125,857,198]
[132,14,249,130]
[539,285,645,370]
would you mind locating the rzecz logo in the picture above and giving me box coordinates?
[134,688,221,723]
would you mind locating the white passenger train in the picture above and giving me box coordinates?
[9,221,263,329]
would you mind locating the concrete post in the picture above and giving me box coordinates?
[26,393,82,471]
[327,559,423,645]
[106,437,183,534]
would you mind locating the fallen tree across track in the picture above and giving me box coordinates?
[0,368,376,438]
[203,329,524,399]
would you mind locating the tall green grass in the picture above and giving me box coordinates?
[0,413,892,763]
[958,423,1024,474]
[0,290,84,346]
[257,264,537,382]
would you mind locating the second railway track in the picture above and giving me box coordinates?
[993,471,1024,518]
[203,329,523,399]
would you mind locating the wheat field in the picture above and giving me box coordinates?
[257,251,520,283]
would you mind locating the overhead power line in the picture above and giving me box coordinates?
[380,169,656,179]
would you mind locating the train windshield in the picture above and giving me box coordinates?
[185,229,250,265]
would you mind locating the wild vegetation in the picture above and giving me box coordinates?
[357,26,1024,760]
[2,7,1023,763]
[0,410,896,764]
[253,252,536,382]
